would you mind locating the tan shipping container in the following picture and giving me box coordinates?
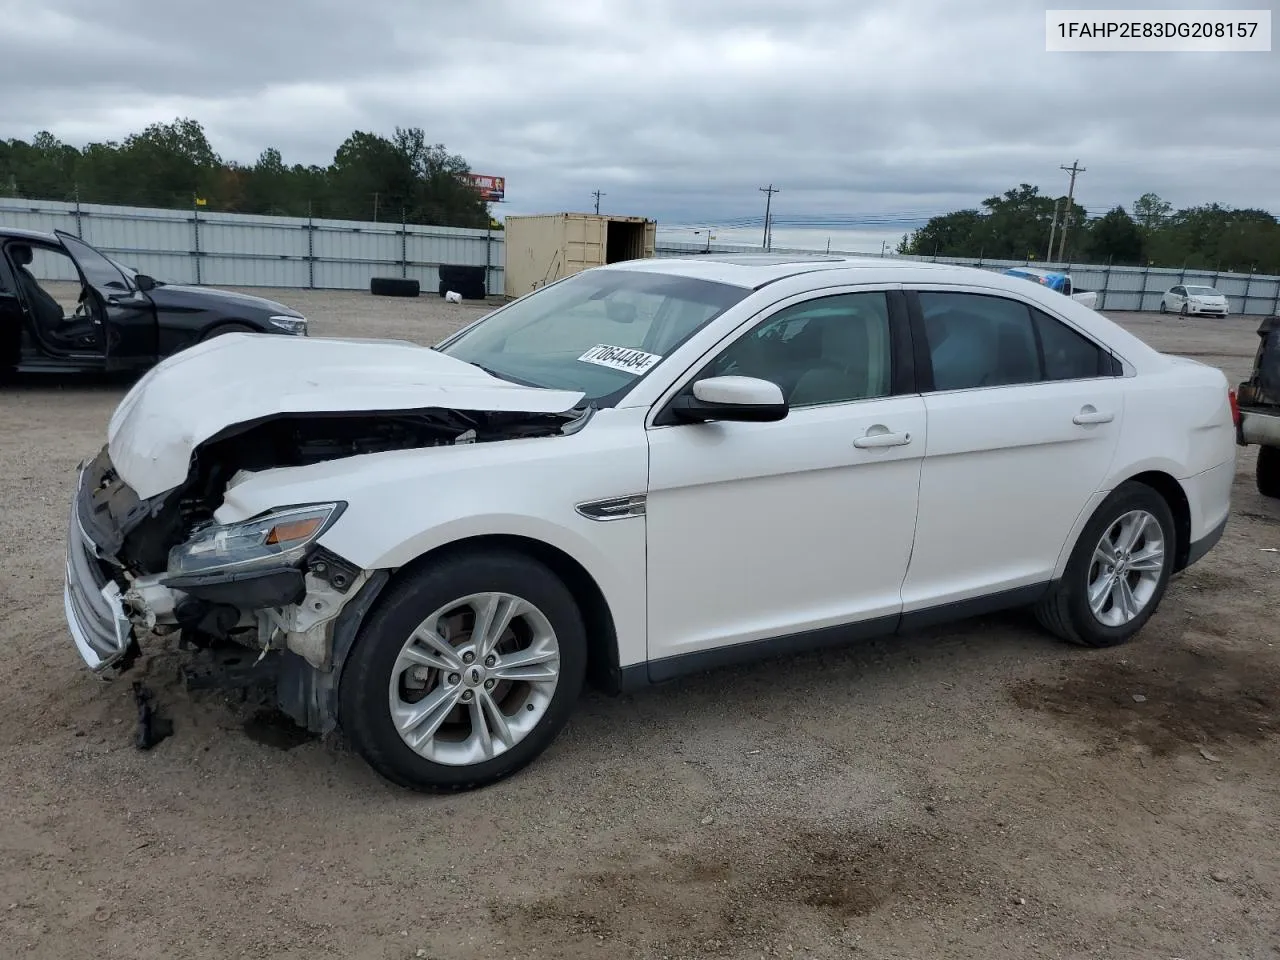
[502,213,657,299]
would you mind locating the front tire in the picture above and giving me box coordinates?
[1035,482,1176,648]
[1258,445,1280,499]
[1180,303,1189,316]
[339,550,587,792]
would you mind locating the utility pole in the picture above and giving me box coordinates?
[1056,160,1085,262]
[1046,197,1062,262]
[373,192,379,222]
[759,183,779,250]
[591,189,604,215]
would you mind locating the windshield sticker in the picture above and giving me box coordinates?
[577,344,663,375]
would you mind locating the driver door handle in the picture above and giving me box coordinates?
[854,430,912,448]
[1073,405,1114,425]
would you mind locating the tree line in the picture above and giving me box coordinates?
[897,184,1280,274]
[0,118,497,229]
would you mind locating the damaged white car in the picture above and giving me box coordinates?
[65,254,1235,791]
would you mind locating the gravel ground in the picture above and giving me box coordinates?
[1,288,1277,960]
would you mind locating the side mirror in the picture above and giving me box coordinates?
[135,274,157,292]
[670,375,788,423]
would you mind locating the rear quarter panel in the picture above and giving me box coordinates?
[1050,357,1234,578]
[1107,358,1235,543]
[1110,359,1235,483]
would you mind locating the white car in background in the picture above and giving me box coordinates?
[1160,284,1229,317]
[63,254,1236,791]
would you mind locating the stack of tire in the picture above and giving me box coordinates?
[437,265,487,300]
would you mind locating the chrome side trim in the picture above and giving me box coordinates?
[575,494,647,521]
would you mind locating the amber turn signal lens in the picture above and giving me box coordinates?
[265,517,324,545]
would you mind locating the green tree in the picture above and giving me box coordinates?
[0,120,493,229]
[1132,192,1172,232]
[1086,206,1145,264]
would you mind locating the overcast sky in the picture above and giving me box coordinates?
[1,0,1276,250]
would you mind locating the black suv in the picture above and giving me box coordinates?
[1,227,307,376]
[1235,313,1280,498]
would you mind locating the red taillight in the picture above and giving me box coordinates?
[1228,388,1240,427]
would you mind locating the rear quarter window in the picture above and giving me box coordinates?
[1033,308,1111,380]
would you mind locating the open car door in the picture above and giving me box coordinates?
[54,230,156,369]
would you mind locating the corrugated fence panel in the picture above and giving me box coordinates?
[0,197,507,294]
[201,219,309,257]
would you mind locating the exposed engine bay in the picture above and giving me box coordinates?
[73,404,588,729]
[87,407,582,574]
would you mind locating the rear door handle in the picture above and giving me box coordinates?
[854,430,912,448]
[1073,406,1114,425]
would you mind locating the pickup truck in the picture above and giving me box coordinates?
[1004,267,1099,309]
[1233,313,1280,497]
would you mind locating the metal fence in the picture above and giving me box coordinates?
[658,241,1280,316]
[0,197,505,295]
[5,196,1278,316]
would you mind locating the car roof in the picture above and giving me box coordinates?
[598,253,1099,298]
[601,253,1003,290]
[0,227,60,245]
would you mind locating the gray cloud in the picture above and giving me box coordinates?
[1,0,1275,245]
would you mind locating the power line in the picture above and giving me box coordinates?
[591,189,604,214]
[759,184,779,250]
[1056,160,1086,261]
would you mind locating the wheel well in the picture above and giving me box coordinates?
[200,319,259,340]
[386,534,623,695]
[1124,471,1192,571]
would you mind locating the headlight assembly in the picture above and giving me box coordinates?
[268,315,308,335]
[167,502,344,576]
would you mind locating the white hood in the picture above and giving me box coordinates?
[107,333,586,499]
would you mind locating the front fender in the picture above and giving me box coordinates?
[214,408,651,669]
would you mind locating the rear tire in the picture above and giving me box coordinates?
[1035,482,1176,648]
[1159,301,1167,314]
[1258,445,1280,499]
[338,550,587,792]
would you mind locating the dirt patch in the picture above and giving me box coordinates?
[5,298,1280,959]
[1178,569,1249,593]
[1011,639,1277,755]
[491,822,978,955]
[1237,509,1280,526]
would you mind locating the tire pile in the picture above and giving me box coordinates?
[437,265,487,300]
[368,265,487,300]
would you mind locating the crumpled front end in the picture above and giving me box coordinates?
[62,397,587,730]
[61,445,379,732]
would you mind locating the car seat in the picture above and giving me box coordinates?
[788,314,874,406]
[8,244,66,337]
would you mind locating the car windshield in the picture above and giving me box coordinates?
[436,269,749,402]
[1186,286,1220,296]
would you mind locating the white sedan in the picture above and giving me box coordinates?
[64,255,1236,791]
[1160,284,1230,317]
